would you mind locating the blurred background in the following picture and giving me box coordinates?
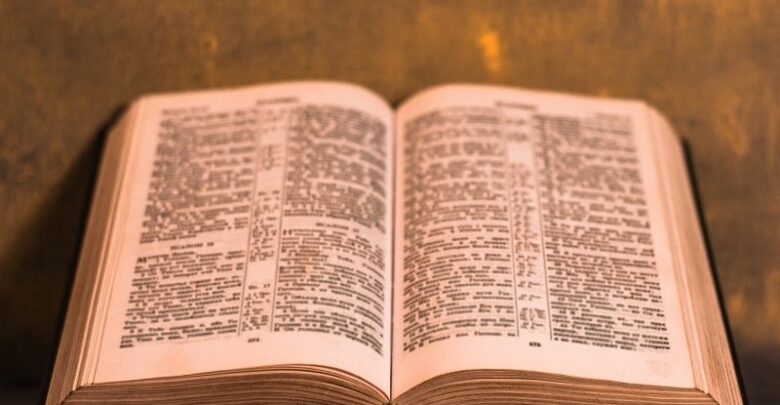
[1,1,778,404]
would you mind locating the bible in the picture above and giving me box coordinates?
[46,82,742,404]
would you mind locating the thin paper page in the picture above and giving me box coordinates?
[392,85,694,398]
[91,82,394,396]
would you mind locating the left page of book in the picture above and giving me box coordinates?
[86,82,393,395]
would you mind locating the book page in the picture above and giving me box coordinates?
[89,82,393,395]
[392,85,695,397]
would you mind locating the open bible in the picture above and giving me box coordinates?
[46,82,742,404]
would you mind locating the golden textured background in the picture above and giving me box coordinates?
[1,1,778,403]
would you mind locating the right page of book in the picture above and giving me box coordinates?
[392,85,695,398]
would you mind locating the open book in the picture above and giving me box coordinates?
[47,82,742,404]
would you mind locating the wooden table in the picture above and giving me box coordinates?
[1,1,778,403]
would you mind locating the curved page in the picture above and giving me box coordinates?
[392,85,694,398]
[92,82,394,396]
